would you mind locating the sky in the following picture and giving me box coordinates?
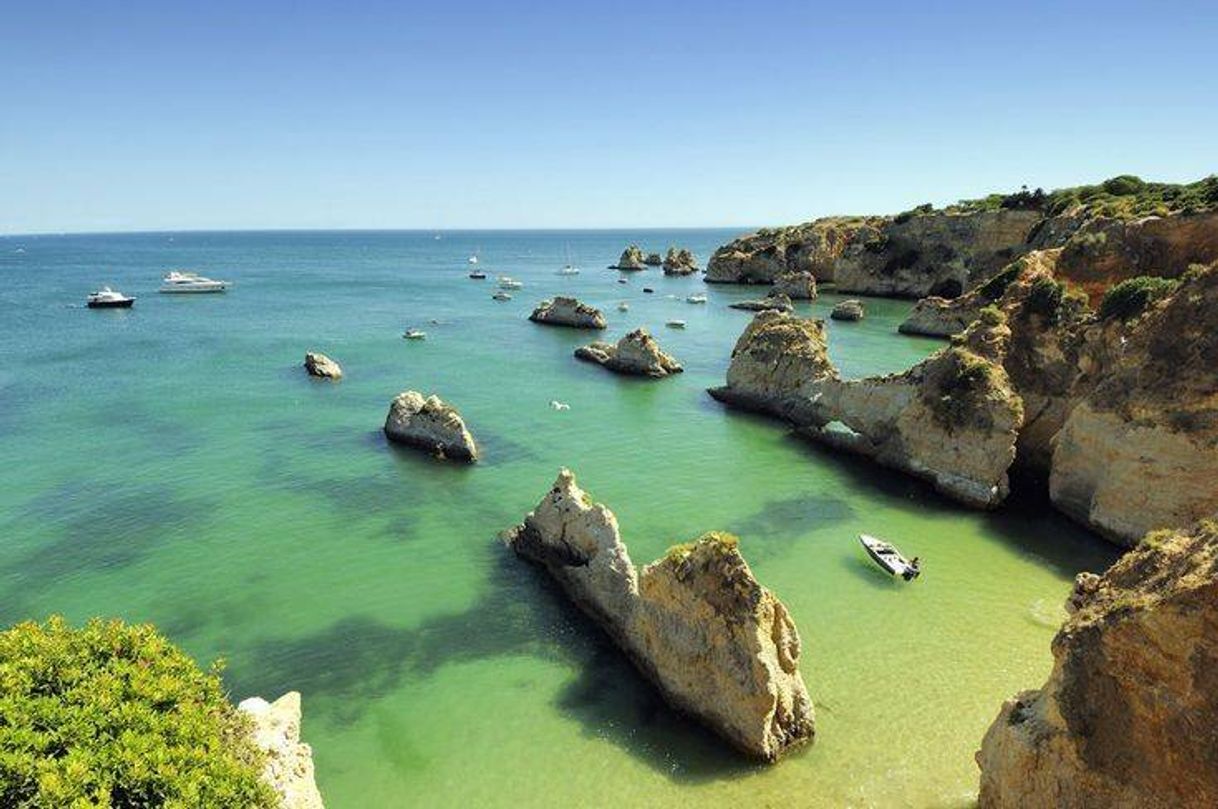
[2,0,1217,234]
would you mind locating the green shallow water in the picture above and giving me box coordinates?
[0,230,1118,808]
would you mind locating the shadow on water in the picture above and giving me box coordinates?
[726,492,855,563]
[227,543,762,784]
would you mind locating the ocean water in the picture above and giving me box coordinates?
[0,230,1118,808]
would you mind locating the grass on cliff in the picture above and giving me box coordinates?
[1098,276,1181,321]
[903,175,1218,221]
[0,616,275,808]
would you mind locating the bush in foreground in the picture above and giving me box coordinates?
[0,616,275,808]
[1098,276,1180,321]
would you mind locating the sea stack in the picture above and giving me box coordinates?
[661,247,698,275]
[529,296,607,329]
[772,270,817,300]
[574,328,683,377]
[239,692,325,809]
[383,391,478,461]
[504,469,814,761]
[830,299,865,321]
[976,520,1218,808]
[613,245,647,271]
[303,352,342,380]
[729,292,794,313]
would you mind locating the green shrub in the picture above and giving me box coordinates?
[0,616,274,808]
[1098,276,1180,321]
[931,350,997,430]
[978,305,1006,327]
[1022,277,1066,323]
[951,175,1218,220]
[977,262,1023,302]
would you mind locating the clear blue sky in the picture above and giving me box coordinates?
[3,0,1216,234]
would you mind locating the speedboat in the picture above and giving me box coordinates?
[642,287,654,294]
[492,291,513,301]
[403,329,427,340]
[469,270,487,279]
[558,265,580,275]
[686,294,708,304]
[859,534,921,581]
[617,302,629,312]
[498,276,523,290]
[666,319,686,329]
[86,287,135,308]
[159,271,229,293]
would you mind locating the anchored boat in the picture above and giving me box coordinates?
[86,287,135,309]
[159,271,229,293]
[859,534,921,581]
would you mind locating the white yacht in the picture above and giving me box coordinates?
[686,294,708,304]
[159,271,229,293]
[666,319,687,329]
[86,287,135,308]
[498,276,523,290]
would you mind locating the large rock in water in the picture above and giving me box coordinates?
[976,520,1218,808]
[772,270,817,300]
[661,247,698,275]
[613,245,647,271]
[729,292,794,313]
[303,352,342,380]
[504,469,814,761]
[829,299,864,321]
[239,692,324,809]
[528,296,607,329]
[383,391,478,461]
[574,328,683,377]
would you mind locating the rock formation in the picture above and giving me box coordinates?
[644,252,663,267]
[613,245,647,271]
[772,270,817,300]
[529,296,607,329]
[303,352,342,380]
[976,519,1218,808]
[574,328,683,377]
[383,391,478,462]
[729,292,794,313]
[661,247,698,275]
[504,469,814,762]
[830,300,864,321]
[706,217,885,284]
[239,692,324,809]
[710,310,1024,508]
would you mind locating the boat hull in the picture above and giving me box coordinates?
[159,285,228,293]
[87,299,134,308]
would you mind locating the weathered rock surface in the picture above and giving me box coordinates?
[706,217,885,284]
[303,352,342,380]
[644,252,663,266]
[504,469,814,761]
[830,300,864,321]
[976,520,1218,808]
[574,328,683,377]
[661,247,698,275]
[613,245,647,271]
[529,296,607,329]
[383,391,478,461]
[239,692,324,809]
[729,292,794,313]
[772,271,817,300]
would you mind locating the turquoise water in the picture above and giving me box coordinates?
[0,230,1117,807]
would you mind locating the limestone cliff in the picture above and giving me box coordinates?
[383,391,478,462]
[239,692,324,809]
[706,217,884,285]
[529,296,607,329]
[661,247,698,275]
[504,469,814,762]
[976,520,1218,808]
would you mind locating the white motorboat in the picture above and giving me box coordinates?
[492,291,513,301]
[558,265,580,275]
[686,294,708,304]
[617,302,630,312]
[859,534,921,581]
[403,329,427,340]
[665,319,686,329]
[159,271,229,293]
[498,276,523,290]
[86,287,135,308]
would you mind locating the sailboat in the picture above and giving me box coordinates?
[558,243,580,275]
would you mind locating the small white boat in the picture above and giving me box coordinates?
[468,254,479,264]
[403,329,427,340]
[549,400,570,411]
[493,291,513,301]
[617,302,630,312]
[159,271,229,293]
[498,276,523,290]
[859,534,921,581]
[86,287,135,309]
[558,265,580,275]
[469,270,487,279]
[666,319,686,329]
[686,294,708,304]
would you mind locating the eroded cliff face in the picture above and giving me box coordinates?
[976,520,1218,809]
[705,217,884,284]
[239,692,325,809]
[574,328,683,377]
[504,469,814,762]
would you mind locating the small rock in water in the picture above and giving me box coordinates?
[303,352,342,380]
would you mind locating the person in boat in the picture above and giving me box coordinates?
[910,556,920,569]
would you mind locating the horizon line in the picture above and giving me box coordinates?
[0,224,765,239]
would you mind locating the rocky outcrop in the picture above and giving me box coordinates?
[529,296,607,329]
[574,328,683,377]
[976,520,1218,808]
[772,271,817,300]
[643,252,663,267]
[1047,263,1218,544]
[706,217,885,285]
[830,300,864,321]
[504,469,814,762]
[729,292,793,313]
[835,209,1044,298]
[303,352,342,380]
[612,245,647,271]
[383,391,478,461]
[710,311,1024,508]
[661,247,698,275]
[239,692,324,809]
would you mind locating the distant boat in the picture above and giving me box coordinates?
[617,278,628,285]
[686,294,708,304]
[666,319,686,329]
[159,271,229,293]
[859,534,921,581]
[498,276,523,290]
[403,329,427,340]
[642,287,654,294]
[468,253,479,265]
[469,270,487,279]
[618,302,629,312]
[558,243,579,275]
[493,291,513,301]
[86,287,135,309]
